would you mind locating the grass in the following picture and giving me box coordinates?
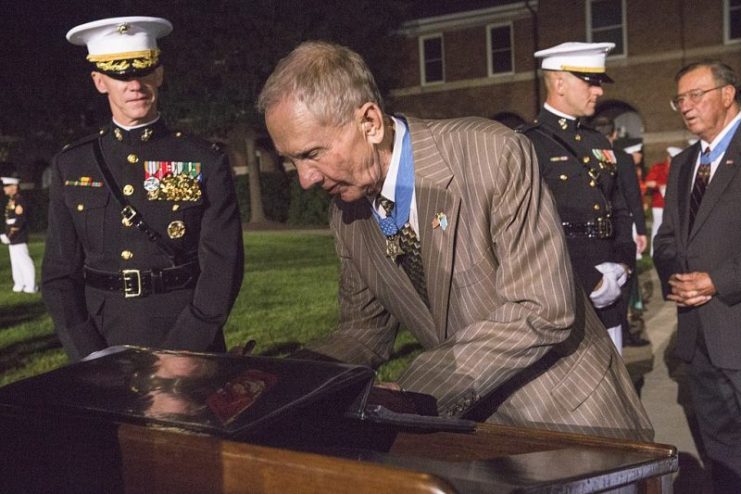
[0,231,422,387]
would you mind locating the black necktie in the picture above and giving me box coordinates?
[378,197,429,306]
[688,148,711,233]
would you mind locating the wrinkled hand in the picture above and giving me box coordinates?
[668,272,715,307]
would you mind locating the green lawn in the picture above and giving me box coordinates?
[0,231,422,387]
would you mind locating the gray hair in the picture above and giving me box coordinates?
[256,41,383,126]
[675,61,740,103]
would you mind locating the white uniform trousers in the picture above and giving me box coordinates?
[9,243,36,293]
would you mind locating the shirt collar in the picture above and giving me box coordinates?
[544,103,576,120]
[378,115,407,204]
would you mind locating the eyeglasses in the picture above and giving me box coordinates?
[670,85,726,111]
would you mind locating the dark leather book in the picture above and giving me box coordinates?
[0,346,474,439]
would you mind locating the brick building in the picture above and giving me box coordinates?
[388,0,741,164]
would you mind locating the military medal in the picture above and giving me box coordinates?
[143,176,160,192]
[144,161,202,201]
[167,220,186,239]
[385,236,403,261]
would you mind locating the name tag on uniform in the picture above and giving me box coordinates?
[550,156,569,162]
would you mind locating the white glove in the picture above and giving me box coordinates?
[589,262,629,308]
[0,234,9,245]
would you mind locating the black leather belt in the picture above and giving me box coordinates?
[84,261,200,298]
[561,217,614,239]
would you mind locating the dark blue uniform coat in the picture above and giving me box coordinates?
[42,120,244,360]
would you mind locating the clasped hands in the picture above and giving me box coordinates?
[668,272,715,307]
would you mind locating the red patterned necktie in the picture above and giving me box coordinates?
[688,147,711,233]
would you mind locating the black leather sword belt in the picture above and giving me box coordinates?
[561,217,614,239]
[84,261,200,298]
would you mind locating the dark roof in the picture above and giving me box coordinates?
[406,0,524,20]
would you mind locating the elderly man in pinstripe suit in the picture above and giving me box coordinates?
[258,41,653,442]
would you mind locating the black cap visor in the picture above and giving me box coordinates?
[569,71,614,86]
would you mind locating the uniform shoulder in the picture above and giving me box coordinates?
[515,121,540,134]
[57,129,104,156]
[170,130,226,156]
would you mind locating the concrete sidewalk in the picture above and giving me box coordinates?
[623,269,710,493]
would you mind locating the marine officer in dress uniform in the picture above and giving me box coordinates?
[42,17,244,361]
[2,172,37,293]
[519,42,635,354]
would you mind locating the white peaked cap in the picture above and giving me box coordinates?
[535,42,615,82]
[67,17,172,78]
[1,177,20,185]
[67,16,172,57]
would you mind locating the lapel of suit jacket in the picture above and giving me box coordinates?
[690,127,741,241]
[406,117,462,342]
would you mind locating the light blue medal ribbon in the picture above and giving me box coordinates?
[704,118,741,164]
[373,118,414,237]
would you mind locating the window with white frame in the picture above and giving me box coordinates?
[420,34,444,85]
[487,23,514,76]
[587,0,625,56]
[727,0,741,43]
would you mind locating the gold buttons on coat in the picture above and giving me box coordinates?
[575,135,582,141]
[559,174,568,181]
[123,184,134,196]
[127,154,139,164]
[114,128,123,141]
[167,220,186,239]
[121,250,134,260]
[175,131,183,137]
[76,204,84,211]
[582,156,590,163]
[593,204,601,211]
[590,180,596,187]
[172,204,180,211]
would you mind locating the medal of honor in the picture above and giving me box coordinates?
[385,236,403,261]
[167,220,186,239]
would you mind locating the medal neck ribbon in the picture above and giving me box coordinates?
[373,118,414,237]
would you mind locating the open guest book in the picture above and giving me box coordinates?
[0,346,475,440]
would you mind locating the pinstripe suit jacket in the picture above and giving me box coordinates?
[307,116,653,441]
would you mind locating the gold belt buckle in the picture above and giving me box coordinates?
[122,269,142,298]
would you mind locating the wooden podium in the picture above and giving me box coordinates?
[0,347,677,493]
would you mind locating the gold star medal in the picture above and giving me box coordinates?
[385,236,403,262]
